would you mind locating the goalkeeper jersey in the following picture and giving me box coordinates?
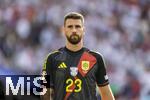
[42,47,109,100]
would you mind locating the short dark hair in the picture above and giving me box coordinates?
[64,12,84,26]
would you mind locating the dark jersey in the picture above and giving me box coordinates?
[42,47,109,100]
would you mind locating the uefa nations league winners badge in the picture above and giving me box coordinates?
[70,67,78,77]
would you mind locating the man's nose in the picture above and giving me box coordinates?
[72,26,77,32]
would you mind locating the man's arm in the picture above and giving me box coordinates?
[41,51,58,100]
[98,84,115,100]
[40,88,54,100]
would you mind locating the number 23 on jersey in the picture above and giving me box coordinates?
[66,78,82,93]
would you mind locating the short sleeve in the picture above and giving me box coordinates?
[95,54,109,87]
[42,54,54,88]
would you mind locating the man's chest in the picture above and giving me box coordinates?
[52,52,98,79]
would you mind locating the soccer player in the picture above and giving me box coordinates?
[41,12,115,100]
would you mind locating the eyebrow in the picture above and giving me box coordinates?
[67,25,82,28]
[67,25,73,28]
[75,25,81,28]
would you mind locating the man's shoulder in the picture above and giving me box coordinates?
[46,47,66,59]
[88,49,103,59]
[46,49,62,59]
[47,50,60,57]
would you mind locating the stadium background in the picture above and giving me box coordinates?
[0,0,149,100]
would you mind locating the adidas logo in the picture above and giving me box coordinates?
[58,62,67,68]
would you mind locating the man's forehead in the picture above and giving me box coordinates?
[65,19,83,25]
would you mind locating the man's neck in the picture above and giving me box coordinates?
[66,40,83,52]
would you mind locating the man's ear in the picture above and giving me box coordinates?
[61,26,65,36]
[83,26,85,35]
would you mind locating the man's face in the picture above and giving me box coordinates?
[64,19,84,45]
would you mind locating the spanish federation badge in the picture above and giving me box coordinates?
[82,61,90,73]
[70,67,78,77]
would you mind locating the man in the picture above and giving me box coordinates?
[41,12,115,100]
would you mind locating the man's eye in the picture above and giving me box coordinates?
[68,25,73,28]
[75,25,81,28]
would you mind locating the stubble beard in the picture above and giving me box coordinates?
[66,34,82,45]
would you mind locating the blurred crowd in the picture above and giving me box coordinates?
[0,0,149,99]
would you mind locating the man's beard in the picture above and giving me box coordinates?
[66,34,82,45]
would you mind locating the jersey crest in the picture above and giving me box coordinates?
[81,61,90,73]
[70,67,78,77]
